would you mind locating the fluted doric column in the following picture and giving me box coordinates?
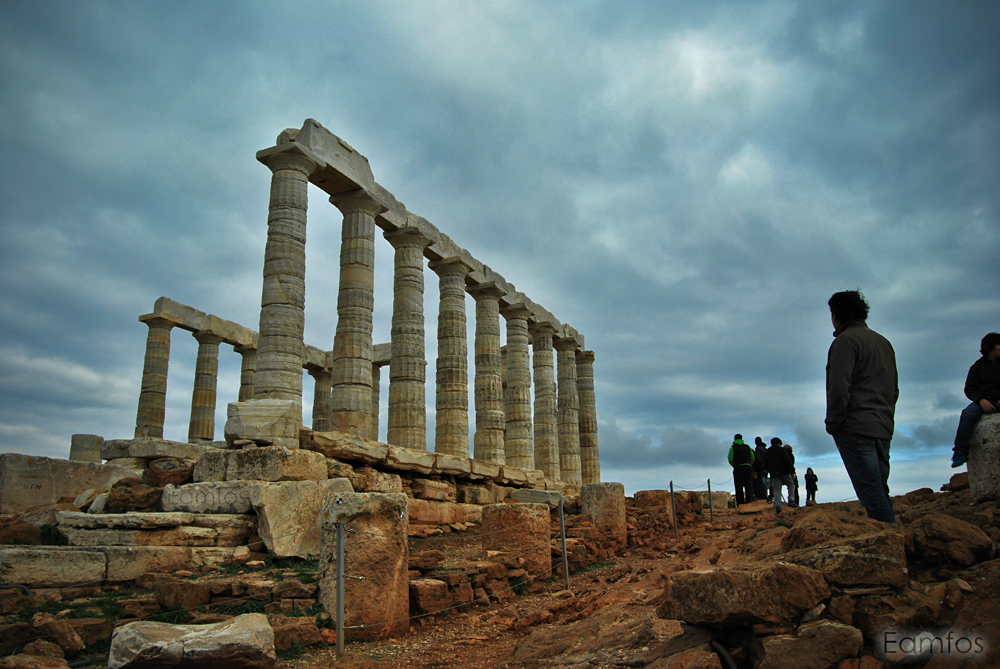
[370,363,383,441]
[135,314,181,438]
[254,150,321,416]
[329,192,386,437]
[384,228,433,450]
[234,345,256,402]
[428,257,473,456]
[555,336,582,483]
[529,322,559,480]
[188,331,223,442]
[468,283,506,464]
[309,366,332,432]
[576,350,600,483]
[501,304,534,470]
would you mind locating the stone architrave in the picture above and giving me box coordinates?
[529,322,560,481]
[581,482,626,545]
[108,613,276,669]
[308,366,332,432]
[135,313,182,439]
[235,345,256,402]
[384,227,434,451]
[70,435,104,463]
[319,492,409,639]
[428,257,474,457]
[253,146,322,412]
[481,503,551,580]
[576,350,600,484]
[188,331,224,443]
[0,454,134,515]
[328,192,386,438]
[969,413,1000,503]
[501,304,534,470]
[554,336,582,484]
[468,283,507,464]
[250,479,354,558]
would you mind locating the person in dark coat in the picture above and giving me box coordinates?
[805,467,819,503]
[951,332,1000,468]
[766,437,795,513]
[753,437,769,501]
[785,444,799,507]
[728,434,755,505]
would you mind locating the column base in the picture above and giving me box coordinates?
[224,399,301,449]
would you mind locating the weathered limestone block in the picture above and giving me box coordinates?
[251,480,353,558]
[481,503,551,580]
[783,530,909,587]
[581,482,627,544]
[145,458,194,487]
[758,620,863,669]
[319,493,409,639]
[470,460,501,480]
[497,466,529,486]
[224,399,300,449]
[31,612,85,652]
[385,445,434,474]
[458,485,493,505]
[160,482,255,514]
[326,458,354,480]
[433,453,472,477]
[411,479,456,502]
[0,548,106,588]
[408,499,483,526]
[634,489,672,509]
[969,413,1000,503]
[696,490,731,509]
[509,489,563,508]
[104,458,150,474]
[409,578,452,614]
[103,438,216,462]
[227,446,327,482]
[18,503,77,529]
[909,513,992,567]
[657,562,831,626]
[57,512,256,548]
[108,613,276,668]
[192,450,230,482]
[348,466,399,494]
[303,430,388,464]
[0,454,135,515]
[105,478,162,512]
[69,434,103,463]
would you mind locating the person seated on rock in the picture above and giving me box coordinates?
[952,332,1000,468]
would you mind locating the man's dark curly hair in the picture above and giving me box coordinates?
[981,332,1000,356]
[828,290,870,325]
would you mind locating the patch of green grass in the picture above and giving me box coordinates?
[211,599,268,616]
[775,518,792,528]
[509,574,528,596]
[577,560,618,574]
[277,640,306,660]
[156,608,193,624]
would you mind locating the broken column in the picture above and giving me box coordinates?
[308,365,332,432]
[329,192,385,438]
[135,313,182,439]
[555,335,582,484]
[385,228,433,451]
[234,345,256,402]
[530,322,560,481]
[577,350,600,484]
[188,330,223,443]
[319,492,409,639]
[469,283,506,464]
[429,257,473,457]
[501,304,534,470]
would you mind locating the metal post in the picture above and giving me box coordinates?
[336,521,345,659]
[558,498,570,590]
[708,479,713,522]
[669,481,678,539]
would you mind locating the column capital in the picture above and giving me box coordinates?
[528,321,559,338]
[193,330,224,346]
[467,281,506,301]
[259,145,324,177]
[138,312,184,328]
[330,189,387,218]
[500,303,534,322]
[384,226,434,250]
[553,336,580,352]
[575,350,596,364]
[428,256,474,278]
[305,364,332,377]
[234,344,257,354]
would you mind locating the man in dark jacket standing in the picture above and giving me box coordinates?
[951,332,1000,468]
[753,437,769,501]
[826,290,898,523]
[728,434,755,505]
[766,437,794,513]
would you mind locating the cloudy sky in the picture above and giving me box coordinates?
[2,1,998,504]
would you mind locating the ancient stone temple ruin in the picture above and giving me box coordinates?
[132,118,600,489]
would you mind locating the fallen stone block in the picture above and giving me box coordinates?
[105,478,162,512]
[409,499,482,526]
[192,450,230,482]
[31,613,84,653]
[145,458,194,487]
[409,578,453,614]
[909,513,992,567]
[0,454,135,515]
[433,453,471,477]
[103,438,217,462]
[69,434,103,463]
[304,430,388,464]
[227,446,327,482]
[160,481,254,514]
[482,503,551,580]
[759,620,863,669]
[224,398,300,449]
[411,478,455,502]
[783,530,909,587]
[497,466,529,486]
[0,548,106,588]
[470,460,501,480]
[348,466,400,493]
[509,488,562,508]
[582,482,627,544]
[968,413,1000,503]
[251,479,353,558]
[458,485,493,505]
[385,446,434,474]
[108,613,276,668]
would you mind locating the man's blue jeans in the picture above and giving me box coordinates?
[834,432,895,523]
[954,401,986,454]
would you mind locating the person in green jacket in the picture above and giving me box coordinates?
[728,433,755,506]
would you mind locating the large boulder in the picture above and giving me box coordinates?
[657,562,831,626]
[0,454,134,515]
[908,513,992,568]
[783,529,909,587]
[759,620,863,669]
[250,479,353,558]
[108,613,276,668]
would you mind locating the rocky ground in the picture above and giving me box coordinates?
[2,472,998,668]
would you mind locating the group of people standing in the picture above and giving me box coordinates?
[728,434,817,512]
